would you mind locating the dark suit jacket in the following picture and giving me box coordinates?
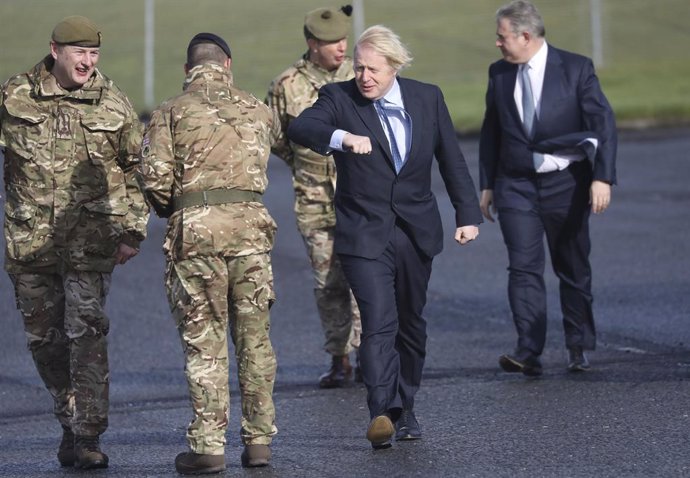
[287,77,481,260]
[479,45,617,193]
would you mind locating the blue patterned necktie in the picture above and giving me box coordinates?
[376,99,408,173]
[521,64,544,169]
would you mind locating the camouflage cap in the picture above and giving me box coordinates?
[304,5,353,41]
[51,15,101,47]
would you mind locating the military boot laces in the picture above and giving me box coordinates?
[57,426,75,467]
[74,435,109,469]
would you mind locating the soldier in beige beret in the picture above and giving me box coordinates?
[0,15,147,469]
[267,5,363,390]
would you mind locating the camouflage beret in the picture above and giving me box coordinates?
[304,5,353,41]
[52,16,101,47]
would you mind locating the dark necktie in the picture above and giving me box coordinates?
[376,99,407,173]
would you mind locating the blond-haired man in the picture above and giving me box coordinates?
[288,25,481,449]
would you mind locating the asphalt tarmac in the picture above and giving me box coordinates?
[0,128,688,477]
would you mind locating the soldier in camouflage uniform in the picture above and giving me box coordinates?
[0,16,148,469]
[267,5,362,389]
[137,33,279,474]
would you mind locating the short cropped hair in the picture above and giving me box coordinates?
[186,42,228,68]
[496,0,545,38]
[355,25,412,72]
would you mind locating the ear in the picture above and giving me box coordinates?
[50,41,59,60]
[306,38,318,52]
[224,57,231,70]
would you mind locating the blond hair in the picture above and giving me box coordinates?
[355,25,413,72]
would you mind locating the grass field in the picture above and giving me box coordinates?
[1,0,689,132]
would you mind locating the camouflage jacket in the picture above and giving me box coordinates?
[267,54,353,171]
[267,55,353,230]
[0,56,148,273]
[138,63,280,261]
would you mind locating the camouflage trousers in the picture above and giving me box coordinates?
[9,271,111,436]
[301,226,361,355]
[165,253,277,454]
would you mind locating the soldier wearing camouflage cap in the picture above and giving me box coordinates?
[267,4,362,390]
[0,16,148,469]
[137,32,280,474]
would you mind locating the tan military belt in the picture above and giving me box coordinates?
[172,189,262,211]
[295,156,335,176]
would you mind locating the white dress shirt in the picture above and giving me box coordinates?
[515,42,597,173]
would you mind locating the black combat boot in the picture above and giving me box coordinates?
[57,426,75,466]
[174,452,226,474]
[318,355,352,388]
[241,444,271,467]
[74,435,109,469]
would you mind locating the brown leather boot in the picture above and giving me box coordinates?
[74,435,109,469]
[175,452,226,475]
[241,444,271,468]
[318,355,352,388]
[57,426,75,466]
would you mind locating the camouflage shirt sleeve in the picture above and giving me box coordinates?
[266,77,294,167]
[269,107,281,149]
[137,107,175,218]
[117,107,149,248]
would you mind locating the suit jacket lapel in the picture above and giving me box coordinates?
[351,87,393,163]
[399,78,422,169]
[501,65,523,136]
[538,47,566,132]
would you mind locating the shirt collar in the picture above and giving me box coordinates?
[380,78,403,108]
[525,41,548,74]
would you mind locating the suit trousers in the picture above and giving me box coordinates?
[339,222,432,419]
[497,160,595,356]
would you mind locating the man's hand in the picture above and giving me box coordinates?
[455,225,479,245]
[114,243,139,265]
[343,133,372,154]
[480,189,496,223]
[590,180,611,214]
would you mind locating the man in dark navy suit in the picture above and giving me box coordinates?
[288,25,481,449]
[479,0,617,377]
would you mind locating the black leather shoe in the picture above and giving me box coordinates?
[366,414,394,449]
[567,347,590,372]
[395,409,422,441]
[499,353,543,377]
